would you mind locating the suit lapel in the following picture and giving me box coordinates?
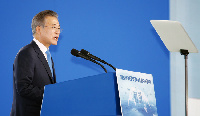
[30,41,55,84]
[52,58,56,83]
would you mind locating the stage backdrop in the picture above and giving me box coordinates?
[0,0,169,115]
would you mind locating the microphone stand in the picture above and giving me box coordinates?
[71,49,107,73]
[81,49,116,71]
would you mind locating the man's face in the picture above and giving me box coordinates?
[39,16,60,48]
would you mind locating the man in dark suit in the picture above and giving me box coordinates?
[10,10,61,116]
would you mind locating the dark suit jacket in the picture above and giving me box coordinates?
[10,41,56,116]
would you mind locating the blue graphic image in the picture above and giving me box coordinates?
[116,69,158,116]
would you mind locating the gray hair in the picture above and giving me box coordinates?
[31,10,58,35]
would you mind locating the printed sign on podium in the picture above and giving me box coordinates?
[116,69,158,116]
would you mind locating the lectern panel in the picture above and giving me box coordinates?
[41,72,121,116]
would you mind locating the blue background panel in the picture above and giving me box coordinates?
[0,0,169,115]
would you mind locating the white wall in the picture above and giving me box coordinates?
[170,0,200,116]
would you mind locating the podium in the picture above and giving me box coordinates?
[41,72,122,116]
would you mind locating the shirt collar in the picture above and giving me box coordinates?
[33,38,48,54]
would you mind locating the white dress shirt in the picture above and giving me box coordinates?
[33,38,48,61]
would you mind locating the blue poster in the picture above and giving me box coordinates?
[116,69,158,116]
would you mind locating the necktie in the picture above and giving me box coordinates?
[46,49,53,77]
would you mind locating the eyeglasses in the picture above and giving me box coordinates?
[43,26,63,33]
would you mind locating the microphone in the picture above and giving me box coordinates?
[71,49,107,73]
[80,49,116,71]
